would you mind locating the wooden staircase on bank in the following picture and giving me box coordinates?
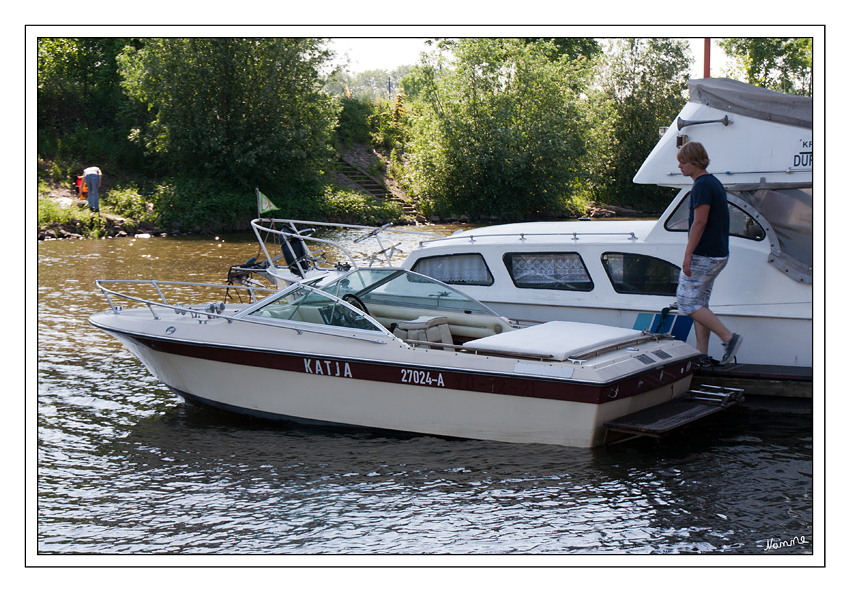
[335,156,418,217]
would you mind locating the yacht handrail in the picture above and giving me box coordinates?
[251,218,443,272]
[417,230,641,247]
[664,167,812,178]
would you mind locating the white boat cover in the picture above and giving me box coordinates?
[688,78,812,129]
[463,321,645,361]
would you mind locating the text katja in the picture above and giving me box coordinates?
[304,359,352,377]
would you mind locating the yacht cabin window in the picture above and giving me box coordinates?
[410,253,494,286]
[503,252,593,291]
[601,253,680,296]
[664,192,766,241]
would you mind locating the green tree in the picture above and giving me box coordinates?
[118,38,339,197]
[718,38,812,95]
[521,38,601,61]
[38,37,130,131]
[592,38,691,211]
[404,38,591,221]
[37,37,151,174]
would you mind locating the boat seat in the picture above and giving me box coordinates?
[393,316,453,349]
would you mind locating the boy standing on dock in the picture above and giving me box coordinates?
[676,141,742,365]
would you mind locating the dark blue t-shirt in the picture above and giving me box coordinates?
[688,174,730,258]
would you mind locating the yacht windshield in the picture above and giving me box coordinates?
[738,187,813,268]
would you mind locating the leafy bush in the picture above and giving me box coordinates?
[336,95,407,153]
[38,197,78,228]
[336,97,375,147]
[404,39,590,221]
[319,186,403,226]
[369,97,405,151]
[104,186,151,222]
[150,178,256,234]
[37,197,110,238]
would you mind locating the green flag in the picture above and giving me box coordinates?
[258,190,279,214]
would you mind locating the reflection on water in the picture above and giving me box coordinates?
[36,233,814,556]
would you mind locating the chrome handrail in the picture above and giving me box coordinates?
[250,218,442,272]
[417,230,641,247]
[96,279,278,316]
[94,279,395,344]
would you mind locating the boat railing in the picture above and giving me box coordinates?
[250,218,443,275]
[416,230,640,247]
[94,278,397,344]
[95,279,279,318]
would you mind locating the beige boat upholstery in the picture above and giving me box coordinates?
[254,300,514,343]
[392,316,454,349]
[369,303,513,341]
[463,321,645,361]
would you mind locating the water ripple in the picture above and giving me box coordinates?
[36,237,814,555]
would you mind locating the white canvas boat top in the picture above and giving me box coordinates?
[634,78,813,188]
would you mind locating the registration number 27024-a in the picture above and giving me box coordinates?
[401,368,445,387]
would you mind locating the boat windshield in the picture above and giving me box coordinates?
[320,269,497,316]
[246,282,382,331]
[245,269,498,332]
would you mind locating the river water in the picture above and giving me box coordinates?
[34,229,816,561]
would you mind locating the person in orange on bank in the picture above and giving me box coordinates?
[83,166,103,212]
[675,141,742,365]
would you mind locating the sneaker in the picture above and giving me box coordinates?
[720,333,743,365]
[695,355,717,371]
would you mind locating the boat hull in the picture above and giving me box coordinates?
[105,327,695,448]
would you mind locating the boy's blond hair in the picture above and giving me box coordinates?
[676,141,710,169]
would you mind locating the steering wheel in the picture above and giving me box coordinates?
[342,293,369,316]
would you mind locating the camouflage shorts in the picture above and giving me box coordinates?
[676,255,728,315]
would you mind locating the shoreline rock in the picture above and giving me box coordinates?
[38,210,167,241]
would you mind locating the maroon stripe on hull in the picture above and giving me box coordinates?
[119,332,696,405]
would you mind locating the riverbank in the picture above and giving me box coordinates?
[38,181,652,241]
[38,184,166,241]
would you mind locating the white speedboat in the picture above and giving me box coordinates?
[90,268,702,447]
[403,79,813,370]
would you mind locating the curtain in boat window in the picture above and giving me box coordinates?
[411,254,494,286]
[503,253,593,291]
